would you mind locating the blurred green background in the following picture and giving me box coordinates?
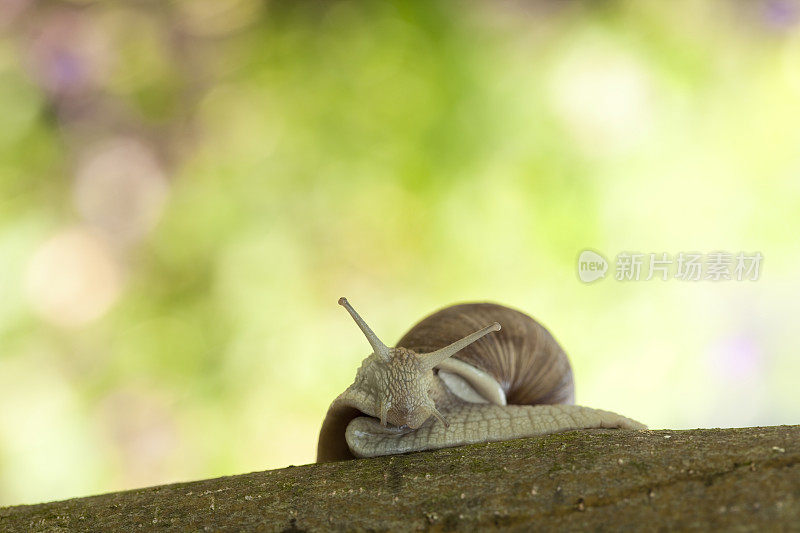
[1,0,799,506]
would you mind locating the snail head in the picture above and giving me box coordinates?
[338,297,500,429]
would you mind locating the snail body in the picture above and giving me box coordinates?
[317,299,645,462]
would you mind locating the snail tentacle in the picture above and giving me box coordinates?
[418,322,501,370]
[338,297,391,362]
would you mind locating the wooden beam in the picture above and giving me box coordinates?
[1,426,798,531]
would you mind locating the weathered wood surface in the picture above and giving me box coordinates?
[1,426,798,532]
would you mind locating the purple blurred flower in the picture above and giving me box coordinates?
[708,334,763,383]
[763,0,800,30]
[26,10,108,99]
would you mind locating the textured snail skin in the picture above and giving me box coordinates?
[346,404,645,458]
[317,301,645,462]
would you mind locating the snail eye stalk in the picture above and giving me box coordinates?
[338,297,392,362]
[418,322,501,370]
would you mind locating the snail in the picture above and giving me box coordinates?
[317,298,645,462]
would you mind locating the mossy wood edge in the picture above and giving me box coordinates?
[1,426,798,532]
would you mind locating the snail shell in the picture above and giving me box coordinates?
[317,299,644,462]
[396,303,575,407]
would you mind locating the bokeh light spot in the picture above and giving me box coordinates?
[25,226,122,327]
[73,137,169,243]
